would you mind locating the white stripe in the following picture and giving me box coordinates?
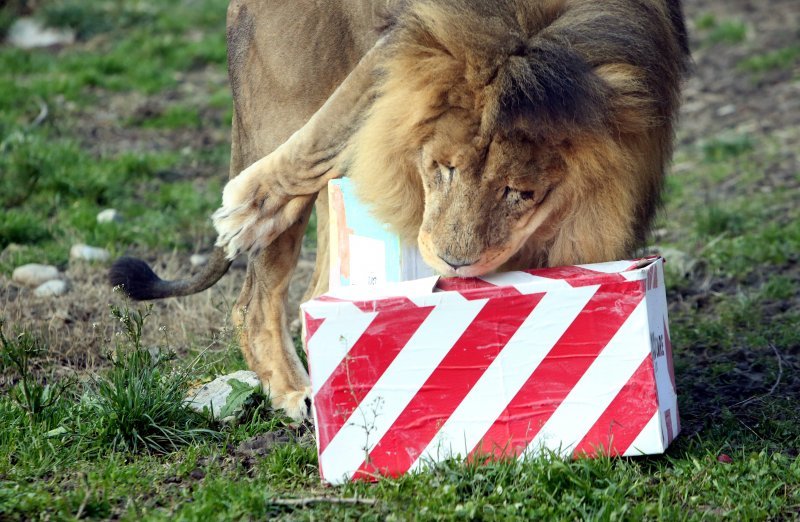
[408,285,599,471]
[305,303,377,395]
[522,299,650,458]
[319,298,487,484]
[577,259,635,274]
[622,411,664,456]
[480,271,571,293]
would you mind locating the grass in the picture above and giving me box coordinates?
[0,0,230,275]
[738,45,800,83]
[1,0,799,520]
[694,14,748,45]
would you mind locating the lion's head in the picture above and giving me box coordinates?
[348,0,688,277]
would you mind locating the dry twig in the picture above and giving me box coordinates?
[31,98,49,127]
[731,343,784,408]
[269,496,379,508]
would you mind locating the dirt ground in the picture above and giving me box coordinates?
[1,0,798,386]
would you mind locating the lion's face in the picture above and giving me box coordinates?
[415,109,568,277]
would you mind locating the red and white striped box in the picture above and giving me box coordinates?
[301,257,678,485]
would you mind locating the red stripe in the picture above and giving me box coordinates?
[315,304,434,453]
[525,266,626,287]
[354,293,545,479]
[303,312,326,342]
[664,409,674,444]
[471,280,645,460]
[315,295,348,303]
[436,277,497,293]
[572,355,659,457]
[436,276,523,300]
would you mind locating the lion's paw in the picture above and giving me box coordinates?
[212,163,313,259]
[270,386,314,422]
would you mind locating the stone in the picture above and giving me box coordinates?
[185,370,262,422]
[97,209,122,224]
[70,244,111,262]
[717,104,737,117]
[33,279,69,297]
[7,18,75,49]
[190,254,209,267]
[12,264,60,287]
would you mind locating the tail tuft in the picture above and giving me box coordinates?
[109,257,167,300]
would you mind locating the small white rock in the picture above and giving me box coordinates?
[6,18,76,49]
[185,370,261,421]
[190,254,209,267]
[12,264,60,287]
[70,244,111,262]
[717,104,737,117]
[97,209,122,224]
[34,279,69,297]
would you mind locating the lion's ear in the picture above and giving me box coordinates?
[484,39,610,135]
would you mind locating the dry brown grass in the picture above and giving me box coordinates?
[1,253,245,380]
[1,248,316,385]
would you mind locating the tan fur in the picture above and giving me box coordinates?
[211,0,689,419]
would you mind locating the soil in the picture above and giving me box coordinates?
[1,0,798,413]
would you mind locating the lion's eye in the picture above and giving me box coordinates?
[437,164,456,184]
[504,187,535,202]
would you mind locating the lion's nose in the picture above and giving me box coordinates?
[438,254,476,270]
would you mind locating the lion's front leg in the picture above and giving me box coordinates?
[213,38,387,260]
[233,198,315,421]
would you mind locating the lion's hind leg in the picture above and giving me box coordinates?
[233,196,316,421]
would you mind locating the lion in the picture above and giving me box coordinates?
[110,0,690,421]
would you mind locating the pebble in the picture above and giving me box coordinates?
[185,370,261,422]
[70,244,111,262]
[190,254,209,267]
[7,18,75,49]
[12,264,60,287]
[33,279,69,297]
[7,17,75,49]
[97,209,122,224]
[716,104,737,117]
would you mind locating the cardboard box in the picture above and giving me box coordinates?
[301,257,679,485]
[328,178,435,289]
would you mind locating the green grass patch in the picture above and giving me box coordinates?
[694,15,748,45]
[0,0,231,275]
[139,105,202,130]
[738,45,800,74]
[701,134,754,163]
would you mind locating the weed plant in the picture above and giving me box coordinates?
[90,305,218,453]
[0,321,71,420]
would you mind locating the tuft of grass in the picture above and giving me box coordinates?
[760,275,798,301]
[695,15,748,45]
[138,105,202,130]
[701,134,754,163]
[91,305,218,453]
[738,45,800,74]
[40,0,156,41]
[694,13,718,31]
[0,322,71,420]
[694,204,745,237]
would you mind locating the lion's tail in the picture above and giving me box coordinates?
[109,247,232,300]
